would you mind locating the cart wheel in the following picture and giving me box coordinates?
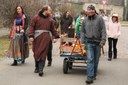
[63,58,69,74]
[69,62,73,69]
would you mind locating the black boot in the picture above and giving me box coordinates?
[108,51,112,61]
[21,59,25,64]
[39,71,44,77]
[113,49,117,59]
[86,80,93,84]
[48,61,52,66]
[108,58,112,61]
[34,68,39,73]
[38,60,45,77]
[11,60,17,66]
[113,57,117,59]
[34,61,39,73]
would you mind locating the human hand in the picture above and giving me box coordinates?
[68,26,71,29]
[20,29,24,33]
[100,43,104,48]
[75,33,79,39]
[29,37,34,45]
[53,39,57,43]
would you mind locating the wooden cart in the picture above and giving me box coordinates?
[60,36,87,74]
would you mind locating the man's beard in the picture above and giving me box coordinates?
[88,13,95,16]
[45,13,50,17]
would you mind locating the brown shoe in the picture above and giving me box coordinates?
[86,80,93,84]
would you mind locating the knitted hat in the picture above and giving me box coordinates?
[87,5,95,10]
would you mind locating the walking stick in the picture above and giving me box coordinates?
[101,46,104,55]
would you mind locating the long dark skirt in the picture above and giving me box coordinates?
[7,33,29,62]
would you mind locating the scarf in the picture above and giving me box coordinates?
[10,14,25,38]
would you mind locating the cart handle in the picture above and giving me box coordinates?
[70,38,84,56]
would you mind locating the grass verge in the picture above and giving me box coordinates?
[0,35,10,57]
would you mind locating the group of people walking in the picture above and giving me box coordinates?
[7,4,121,84]
[8,5,59,77]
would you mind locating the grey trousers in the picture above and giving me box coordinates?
[35,60,45,72]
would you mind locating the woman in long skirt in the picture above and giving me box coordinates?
[8,5,29,66]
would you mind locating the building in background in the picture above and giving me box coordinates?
[67,0,128,20]
[123,0,128,20]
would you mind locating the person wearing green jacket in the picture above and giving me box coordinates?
[75,10,86,38]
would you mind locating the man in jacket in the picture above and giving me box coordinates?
[81,5,106,84]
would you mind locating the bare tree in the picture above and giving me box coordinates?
[0,0,44,28]
[0,0,83,28]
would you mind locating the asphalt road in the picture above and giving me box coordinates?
[0,27,128,85]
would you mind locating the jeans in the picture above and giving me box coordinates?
[108,38,118,59]
[86,43,101,80]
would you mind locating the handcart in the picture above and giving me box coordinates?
[60,36,87,74]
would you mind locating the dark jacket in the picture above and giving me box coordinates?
[24,15,28,32]
[60,15,73,30]
[81,14,106,45]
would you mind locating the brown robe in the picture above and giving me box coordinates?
[28,15,59,61]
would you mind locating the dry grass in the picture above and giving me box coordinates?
[0,35,32,58]
[0,35,10,57]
